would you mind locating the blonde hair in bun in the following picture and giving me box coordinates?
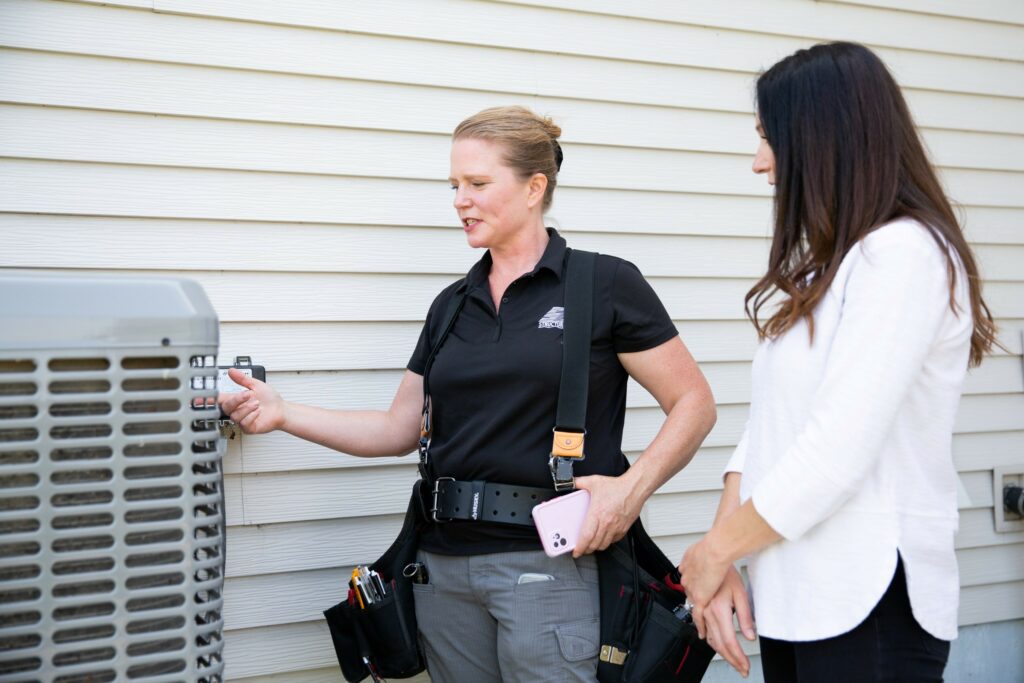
[453,105,562,210]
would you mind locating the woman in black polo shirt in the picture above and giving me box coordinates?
[221,105,717,682]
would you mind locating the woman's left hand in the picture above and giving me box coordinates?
[678,535,732,638]
[572,474,644,557]
[702,565,755,677]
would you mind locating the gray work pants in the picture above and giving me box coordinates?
[412,548,601,682]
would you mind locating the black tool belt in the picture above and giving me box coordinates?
[429,477,559,526]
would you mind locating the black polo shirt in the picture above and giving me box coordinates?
[407,229,677,555]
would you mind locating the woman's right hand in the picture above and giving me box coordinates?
[218,367,286,434]
[703,565,756,677]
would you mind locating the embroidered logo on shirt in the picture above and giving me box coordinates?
[538,306,564,329]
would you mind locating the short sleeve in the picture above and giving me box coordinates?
[406,309,434,376]
[611,260,678,353]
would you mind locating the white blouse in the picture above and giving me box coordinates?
[726,218,971,642]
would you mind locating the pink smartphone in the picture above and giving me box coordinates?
[531,489,591,557]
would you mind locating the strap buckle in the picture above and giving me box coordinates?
[550,428,584,491]
[430,477,455,523]
[549,456,576,492]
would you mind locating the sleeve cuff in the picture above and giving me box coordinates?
[724,425,749,477]
[613,328,678,354]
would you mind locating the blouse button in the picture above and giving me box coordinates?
[501,296,509,303]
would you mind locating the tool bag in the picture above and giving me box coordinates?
[323,248,713,682]
[596,510,714,682]
[323,481,427,681]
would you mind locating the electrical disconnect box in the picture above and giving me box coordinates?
[0,272,226,682]
[994,466,1024,533]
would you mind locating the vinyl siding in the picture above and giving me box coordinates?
[1,1,1022,680]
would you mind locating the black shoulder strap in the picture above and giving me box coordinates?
[423,285,467,399]
[556,249,596,433]
[419,283,468,447]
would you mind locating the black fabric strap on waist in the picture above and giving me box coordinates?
[430,478,559,526]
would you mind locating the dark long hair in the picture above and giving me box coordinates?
[747,42,998,366]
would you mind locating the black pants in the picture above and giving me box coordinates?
[760,558,950,683]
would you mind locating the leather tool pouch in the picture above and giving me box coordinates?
[323,481,426,681]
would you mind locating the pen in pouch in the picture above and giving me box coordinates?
[370,570,387,598]
[359,578,374,607]
[350,570,366,609]
[361,567,377,604]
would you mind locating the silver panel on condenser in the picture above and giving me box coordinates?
[0,272,225,683]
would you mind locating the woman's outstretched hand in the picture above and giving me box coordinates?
[218,367,286,434]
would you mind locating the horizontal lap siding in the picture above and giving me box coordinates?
[2,1,1022,679]
[827,0,1024,27]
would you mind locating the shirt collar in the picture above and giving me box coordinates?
[459,228,567,292]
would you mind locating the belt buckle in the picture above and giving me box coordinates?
[431,477,455,522]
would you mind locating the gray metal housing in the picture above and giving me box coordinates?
[0,272,225,682]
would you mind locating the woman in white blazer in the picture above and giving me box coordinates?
[678,42,1000,682]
